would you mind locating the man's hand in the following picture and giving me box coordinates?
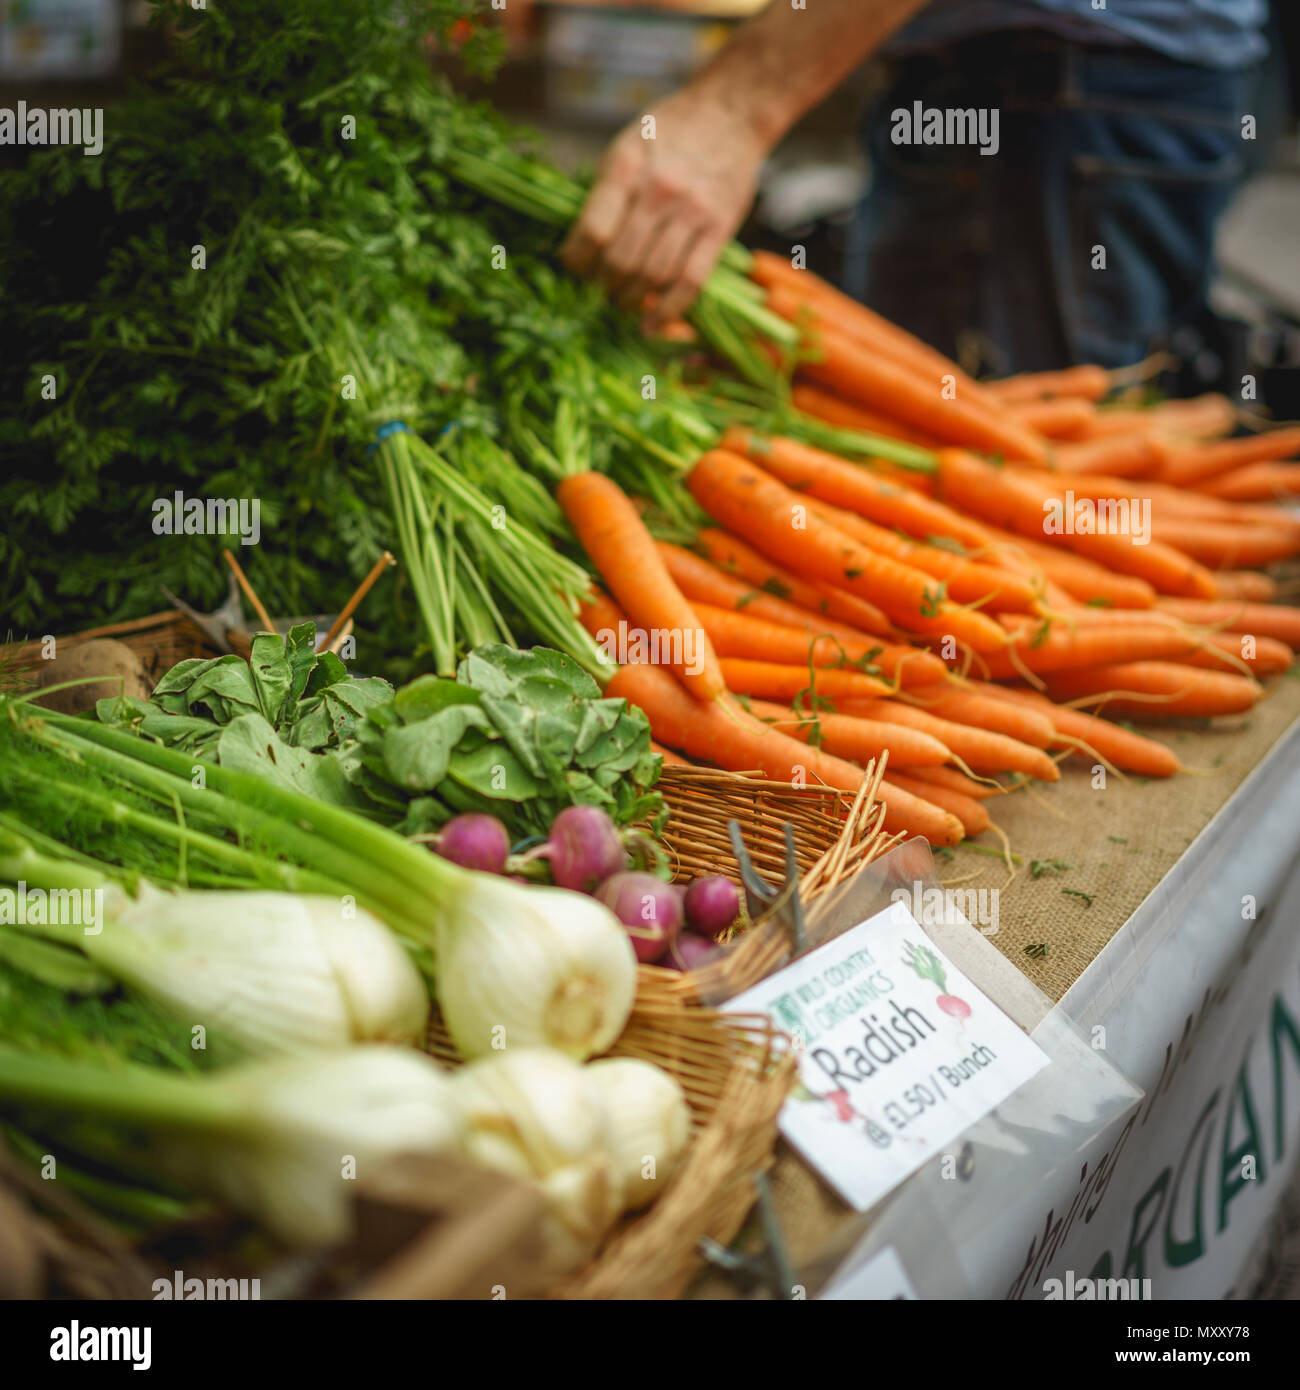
[561,88,767,330]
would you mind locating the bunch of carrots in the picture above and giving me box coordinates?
[552,253,1300,851]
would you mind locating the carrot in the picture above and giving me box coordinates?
[1195,462,1300,502]
[795,491,1043,613]
[1176,632,1293,677]
[800,321,1049,463]
[831,698,1060,781]
[1148,394,1237,440]
[1045,662,1261,719]
[1047,433,1168,479]
[1009,397,1096,440]
[686,450,1009,650]
[1214,571,1278,602]
[885,772,991,837]
[906,766,1008,800]
[898,683,1055,748]
[1156,598,1300,649]
[721,429,990,550]
[979,612,1202,678]
[751,251,998,408]
[605,662,964,844]
[1145,517,1300,569]
[969,681,1181,776]
[874,781,970,847]
[935,449,1219,599]
[747,698,951,769]
[1157,427,1300,487]
[651,741,690,767]
[690,528,894,637]
[790,384,947,454]
[985,365,1111,405]
[973,525,1157,609]
[718,657,892,702]
[690,602,940,687]
[558,471,725,701]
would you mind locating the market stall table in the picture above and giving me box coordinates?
[694,678,1300,1299]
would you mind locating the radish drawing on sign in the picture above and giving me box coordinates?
[901,939,970,1023]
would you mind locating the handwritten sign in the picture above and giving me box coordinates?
[729,900,1049,1212]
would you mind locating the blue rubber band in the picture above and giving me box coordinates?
[366,420,412,455]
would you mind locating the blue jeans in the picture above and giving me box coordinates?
[844,35,1253,373]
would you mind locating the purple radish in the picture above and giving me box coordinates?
[665,930,720,973]
[597,871,683,964]
[430,813,510,874]
[683,876,740,934]
[541,805,628,893]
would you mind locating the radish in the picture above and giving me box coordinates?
[683,875,740,934]
[664,929,719,973]
[524,805,628,893]
[596,872,683,964]
[936,994,971,1022]
[429,813,510,874]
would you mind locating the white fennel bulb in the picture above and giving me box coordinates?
[450,1049,620,1269]
[83,884,428,1056]
[434,877,636,1060]
[586,1058,691,1210]
[0,1045,461,1248]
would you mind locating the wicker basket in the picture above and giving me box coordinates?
[0,610,895,1299]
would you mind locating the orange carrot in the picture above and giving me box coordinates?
[752,252,998,408]
[800,321,1049,463]
[720,429,990,550]
[906,766,1007,800]
[790,383,947,454]
[1214,571,1278,602]
[1144,517,1300,569]
[886,772,991,836]
[718,657,892,702]
[795,491,1043,612]
[1157,427,1300,486]
[1176,633,1292,677]
[690,602,937,686]
[686,450,1010,650]
[605,662,964,844]
[969,681,1181,776]
[558,471,725,701]
[651,741,690,767]
[935,449,1219,598]
[830,698,1060,781]
[747,698,951,769]
[690,528,894,637]
[1009,397,1096,440]
[985,365,1111,405]
[1047,433,1168,479]
[1156,598,1300,649]
[1045,662,1261,719]
[1195,462,1300,502]
[898,683,1055,748]
[979,612,1202,679]
[973,525,1157,609]
[1146,394,1237,440]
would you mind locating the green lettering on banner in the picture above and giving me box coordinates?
[1270,993,1300,1163]
[1218,1053,1266,1233]
[1164,1091,1219,1268]
[1121,1168,1169,1282]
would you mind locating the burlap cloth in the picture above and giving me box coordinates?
[690,677,1300,1296]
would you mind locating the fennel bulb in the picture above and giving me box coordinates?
[586,1059,691,1210]
[450,1049,620,1270]
[24,883,429,1057]
[434,878,636,1061]
[0,1045,461,1246]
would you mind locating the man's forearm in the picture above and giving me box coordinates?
[689,0,931,149]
